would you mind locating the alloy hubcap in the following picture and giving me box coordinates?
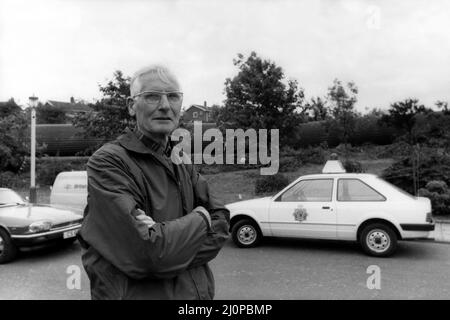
[0,236,4,253]
[367,229,390,253]
[238,226,256,245]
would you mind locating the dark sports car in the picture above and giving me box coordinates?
[0,188,83,263]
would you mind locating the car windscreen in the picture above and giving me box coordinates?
[0,189,25,205]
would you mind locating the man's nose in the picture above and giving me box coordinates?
[158,94,171,111]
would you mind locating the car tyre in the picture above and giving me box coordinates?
[231,219,261,248]
[359,223,397,257]
[0,228,18,264]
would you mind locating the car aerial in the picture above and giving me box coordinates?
[226,159,435,257]
[0,188,83,263]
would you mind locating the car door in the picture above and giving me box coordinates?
[269,178,337,239]
[335,178,387,240]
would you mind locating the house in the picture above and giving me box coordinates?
[43,97,91,119]
[182,102,214,123]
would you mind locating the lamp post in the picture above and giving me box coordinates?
[29,95,38,203]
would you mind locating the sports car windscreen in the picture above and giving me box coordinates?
[0,189,25,205]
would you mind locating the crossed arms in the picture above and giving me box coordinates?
[80,150,230,280]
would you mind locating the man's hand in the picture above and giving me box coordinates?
[193,206,211,229]
[135,208,156,228]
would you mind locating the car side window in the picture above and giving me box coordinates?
[338,179,386,201]
[280,179,333,202]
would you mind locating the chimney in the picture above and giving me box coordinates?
[204,101,207,108]
[70,97,75,104]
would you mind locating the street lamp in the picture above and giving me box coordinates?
[29,95,38,203]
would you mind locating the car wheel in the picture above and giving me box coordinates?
[231,219,261,248]
[360,223,397,257]
[0,228,18,264]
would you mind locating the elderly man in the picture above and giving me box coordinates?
[78,65,230,300]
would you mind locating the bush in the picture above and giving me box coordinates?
[418,180,450,216]
[298,146,327,164]
[255,173,289,195]
[0,171,31,189]
[294,121,328,148]
[375,141,412,158]
[382,151,450,195]
[350,114,397,146]
[425,180,448,193]
[279,156,302,172]
[343,160,365,173]
[0,171,16,187]
[1,157,88,190]
[35,157,87,186]
[278,145,327,172]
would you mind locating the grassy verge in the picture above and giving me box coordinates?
[205,158,395,204]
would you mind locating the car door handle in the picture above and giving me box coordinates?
[322,206,331,210]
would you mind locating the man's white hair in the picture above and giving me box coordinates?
[130,65,180,97]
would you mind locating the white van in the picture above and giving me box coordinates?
[50,171,87,215]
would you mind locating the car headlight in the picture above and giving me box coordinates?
[29,221,53,233]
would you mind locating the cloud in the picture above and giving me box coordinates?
[1,0,449,110]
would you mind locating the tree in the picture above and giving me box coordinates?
[380,98,429,145]
[216,52,305,147]
[304,96,329,121]
[415,109,450,152]
[36,102,67,124]
[208,104,222,123]
[326,79,359,151]
[436,100,449,115]
[0,98,21,118]
[380,98,431,195]
[0,111,30,172]
[72,71,134,143]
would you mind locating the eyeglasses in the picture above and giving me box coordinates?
[132,91,183,105]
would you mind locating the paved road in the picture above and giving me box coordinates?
[1,238,449,300]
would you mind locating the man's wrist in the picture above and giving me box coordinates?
[193,207,212,232]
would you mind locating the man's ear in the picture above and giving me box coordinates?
[127,97,136,116]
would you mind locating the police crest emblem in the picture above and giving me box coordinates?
[293,205,308,222]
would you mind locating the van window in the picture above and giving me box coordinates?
[53,176,87,193]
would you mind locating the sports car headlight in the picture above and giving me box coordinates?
[29,221,53,233]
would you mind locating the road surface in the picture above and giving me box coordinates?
[0,238,449,299]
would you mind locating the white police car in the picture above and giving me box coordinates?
[227,159,435,257]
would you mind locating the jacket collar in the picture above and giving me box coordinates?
[116,127,172,156]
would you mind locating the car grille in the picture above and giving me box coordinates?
[51,219,82,230]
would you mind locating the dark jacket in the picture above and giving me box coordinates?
[78,128,230,300]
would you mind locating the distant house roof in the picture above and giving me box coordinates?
[184,104,213,113]
[45,100,91,113]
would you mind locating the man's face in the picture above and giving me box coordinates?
[129,74,182,138]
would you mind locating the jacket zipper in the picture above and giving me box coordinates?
[144,151,188,216]
[146,152,201,298]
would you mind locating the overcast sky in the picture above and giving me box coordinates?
[1,0,449,112]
